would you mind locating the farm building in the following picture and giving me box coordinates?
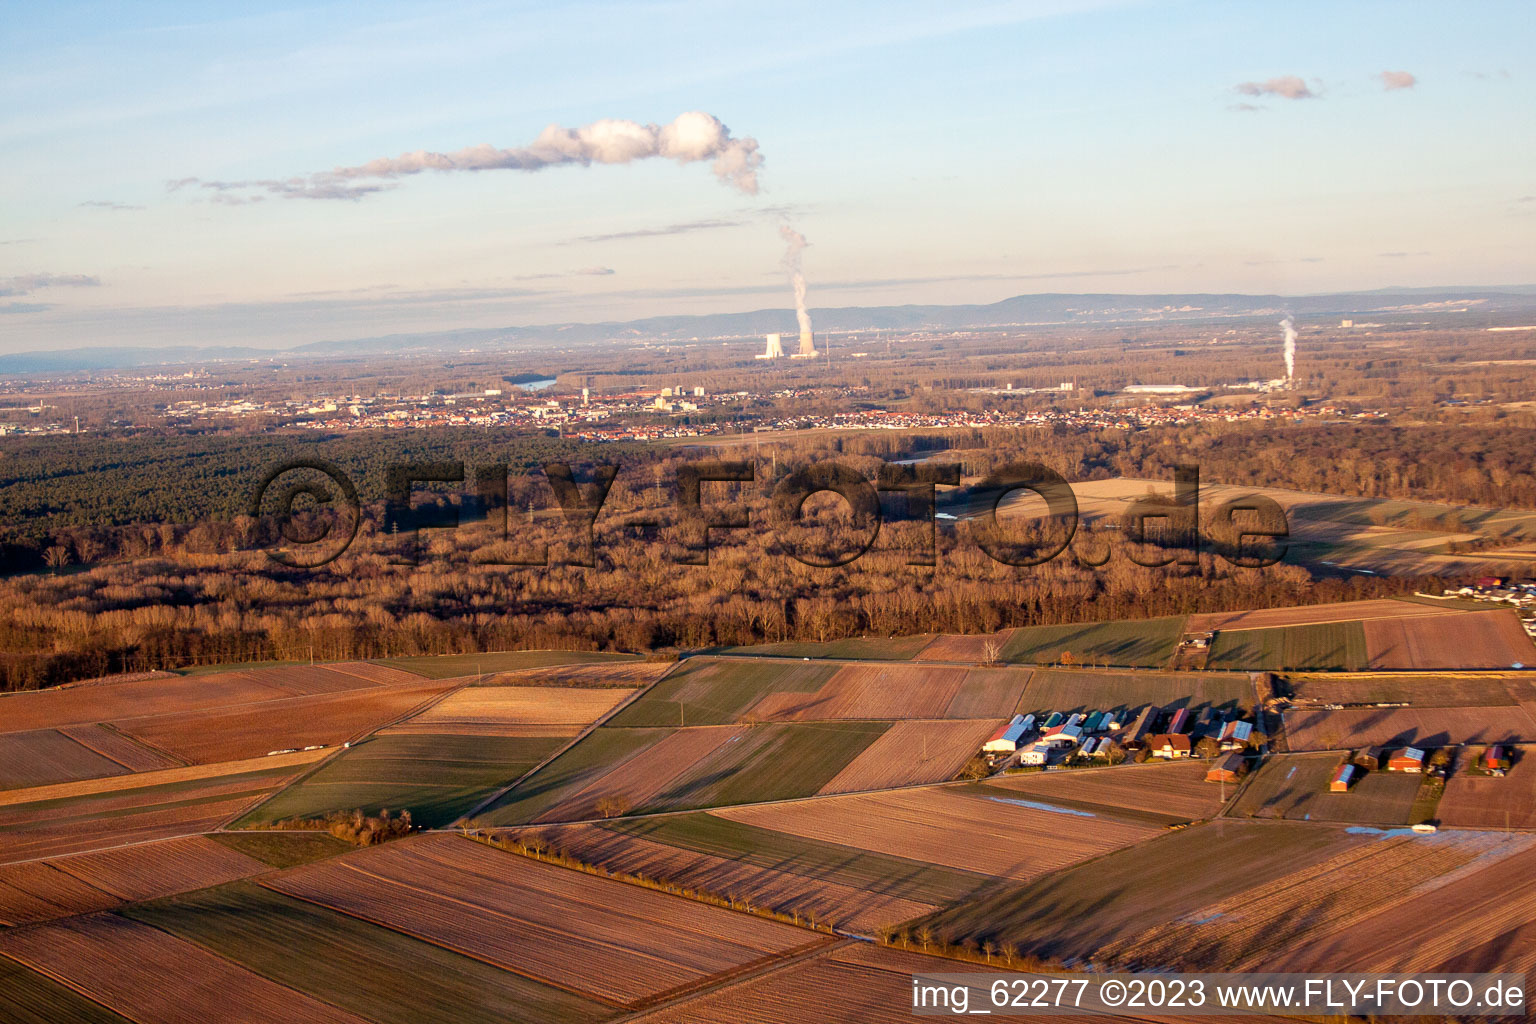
[1330,762,1358,792]
[1205,751,1245,784]
[1043,723,1084,745]
[1218,720,1254,750]
[1067,713,1084,727]
[1389,747,1426,773]
[1124,706,1157,744]
[984,715,1031,753]
[1042,712,1064,729]
[1484,745,1511,776]
[1019,743,1051,766]
[1353,747,1383,771]
[1083,711,1104,732]
[1148,734,1192,759]
[1166,708,1190,734]
[1019,713,1036,733]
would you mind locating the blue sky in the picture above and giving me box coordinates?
[1,0,1532,351]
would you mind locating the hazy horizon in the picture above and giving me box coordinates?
[4,0,1533,352]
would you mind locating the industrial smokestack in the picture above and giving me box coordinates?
[1280,317,1297,381]
[780,224,815,356]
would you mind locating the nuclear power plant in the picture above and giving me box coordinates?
[793,330,817,358]
[756,333,785,359]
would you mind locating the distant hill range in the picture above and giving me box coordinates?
[5,285,1536,374]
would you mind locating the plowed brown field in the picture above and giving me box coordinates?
[407,685,635,731]
[818,719,999,794]
[115,682,453,763]
[55,835,266,902]
[1187,599,1465,632]
[0,913,371,1023]
[983,761,1229,822]
[717,785,1159,879]
[0,861,116,926]
[0,730,128,790]
[1439,744,1536,829]
[57,724,183,771]
[513,822,935,932]
[1363,610,1534,670]
[1283,705,1536,750]
[747,665,967,721]
[262,834,826,1008]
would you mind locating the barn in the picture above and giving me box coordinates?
[1330,762,1357,792]
[1353,747,1383,771]
[1205,751,1245,784]
[1124,706,1157,745]
[1389,747,1426,773]
[1484,745,1511,775]
[984,714,1031,753]
[1166,708,1190,734]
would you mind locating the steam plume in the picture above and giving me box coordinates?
[1280,317,1297,380]
[779,224,812,337]
[174,112,763,202]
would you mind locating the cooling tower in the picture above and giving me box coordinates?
[757,333,784,359]
[797,330,817,357]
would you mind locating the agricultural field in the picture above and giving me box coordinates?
[746,664,969,720]
[1439,744,1536,829]
[1017,668,1254,717]
[379,649,642,678]
[263,833,827,1009]
[1186,598,1469,632]
[717,783,1163,881]
[112,681,455,764]
[1267,838,1536,974]
[922,820,1379,964]
[720,635,934,660]
[605,658,840,727]
[0,729,132,790]
[1362,609,1534,670]
[519,810,992,931]
[480,721,891,824]
[1282,705,1536,751]
[123,881,611,1024]
[999,616,1186,668]
[208,830,353,869]
[0,757,315,864]
[978,760,1230,824]
[1283,671,1527,708]
[819,719,1001,793]
[400,684,637,732]
[1226,752,1429,825]
[912,630,1017,662]
[57,725,183,772]
[238,732,568,828]
[1096,830,1534,972]
[0,913,373,1023]
[1206,621,1369,671]
[643,941,1061,1024]
[0,956,137,1024]
[486,660,676,688]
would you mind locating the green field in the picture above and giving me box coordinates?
[208,830,354,869]
[1206,622,1368,671]
[638,721,890,813]
[604,658,838,728]
[475,728,673,826]
[378,650,640,679]
[720,635,935,660]
[1227,751,1429,825]
[122,882,610,1024]
[602,813,987,906]
[0,957,131,1024]
[236,733,567,828]
[1017,669,1254,717]
[999,616,1186,668]
[921,820,1372,961]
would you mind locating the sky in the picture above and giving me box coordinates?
[1,0,1533,352]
